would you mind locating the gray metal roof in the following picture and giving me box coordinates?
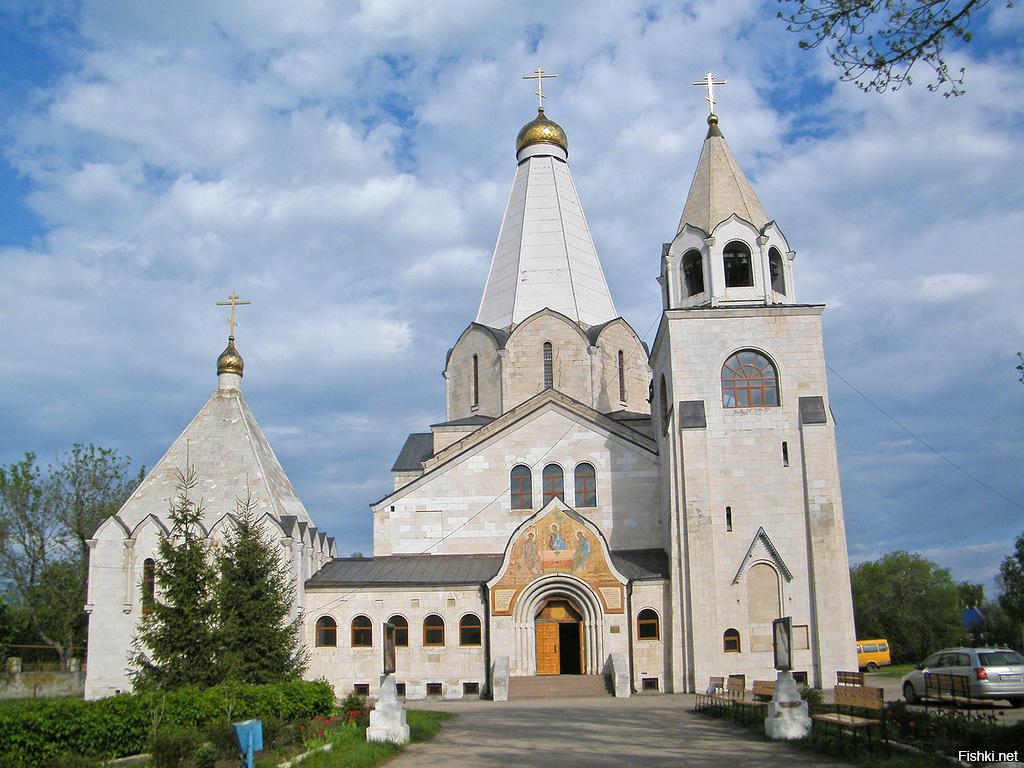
[609,549,670,580]
[390,433,434,472]
[307,554,504,588]
[306,548,669,588]
[430,415,495,429]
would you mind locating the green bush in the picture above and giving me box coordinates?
[0,679,334,766]
[193,743,217,768]
[150,727,201,768]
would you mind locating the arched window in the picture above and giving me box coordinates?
[142,558,155,614]
[617,349,626,402]
[510,465,532,509]
[351,615,372,647]
[472,353,479,407]
[543,342,553,389]
[682,249,705,295]
[574,463,596,507]
[424,614,445,646]
[769,247,786,295]
[721,351,779,408]
[723,241,754,287]
[315,616,338,647]
[637,608,660,640]
[724,628,741,653]
[459,614,482,646]
[542,464,564,504]
[387,615,409,647]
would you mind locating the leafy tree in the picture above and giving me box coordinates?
[958,580,985,609]
[0,446,139,668]
[214,490,307,684]
[998,531,1024,643]
[777,0,1013,96]
[965,599,1021,648]
[850,550,964,663]
[132,464,220,690]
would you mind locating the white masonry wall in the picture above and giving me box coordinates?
[651,304,857,693]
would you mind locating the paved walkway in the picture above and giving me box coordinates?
[389,694,853,768]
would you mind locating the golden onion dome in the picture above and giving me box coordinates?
[516,107,568,155]
[217,336,244,376]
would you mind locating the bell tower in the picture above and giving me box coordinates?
[651,76,857,693]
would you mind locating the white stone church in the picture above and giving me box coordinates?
[85,85,857,701]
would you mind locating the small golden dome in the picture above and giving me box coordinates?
[516,107,568,155]
[217,336,244,376]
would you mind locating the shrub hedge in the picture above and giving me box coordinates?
[0,679,334,767]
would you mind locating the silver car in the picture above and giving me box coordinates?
[902,647,1024,708]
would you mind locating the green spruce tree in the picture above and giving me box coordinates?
[132,463,220,690]
[215,489,307,684]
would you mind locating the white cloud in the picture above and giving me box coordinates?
[1,0,1022,573]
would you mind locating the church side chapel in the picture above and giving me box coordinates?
[302,72,856,699]
[84,71,856,702]
[83,296,337,700]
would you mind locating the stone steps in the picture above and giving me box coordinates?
[508,674,612,700]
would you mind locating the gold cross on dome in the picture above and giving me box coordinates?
[523,67,557,110]
[216,292,250,337]
[693,72,727,115]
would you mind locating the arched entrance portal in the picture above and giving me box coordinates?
[535,599,582,675]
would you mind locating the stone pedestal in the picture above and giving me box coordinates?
[366,674,409,745]
[764,671,811,740]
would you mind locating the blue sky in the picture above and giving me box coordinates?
[1,1,1022,592]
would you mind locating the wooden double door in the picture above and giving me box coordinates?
[535,599,582,675]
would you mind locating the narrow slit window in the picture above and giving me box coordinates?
[543,342,553,389]
[782,441,789,467]
[726,506,733,532]
[617,349,626,402]
[142,558,156,614]
[472,353,479,407]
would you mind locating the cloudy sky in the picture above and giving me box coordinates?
[1,1,1022,592]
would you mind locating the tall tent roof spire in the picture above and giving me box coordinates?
[676,100,769,236]
[475,83,616,331]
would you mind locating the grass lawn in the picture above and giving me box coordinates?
[249,709,449,768]
[868,664,915,678]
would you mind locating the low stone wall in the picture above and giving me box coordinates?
[0,657,86,699]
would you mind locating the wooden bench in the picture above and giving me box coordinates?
[811,685,888,756]
[694,676,724,712]
[709,674,746,718]
[924,672,978,718]
[736,679,776,725]
[837,670,864,686]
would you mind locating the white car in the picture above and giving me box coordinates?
[902,647,1024,708]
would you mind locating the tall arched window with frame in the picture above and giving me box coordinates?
[721,351,779,408]
[510,465,532,509]
[542,464,564,504]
